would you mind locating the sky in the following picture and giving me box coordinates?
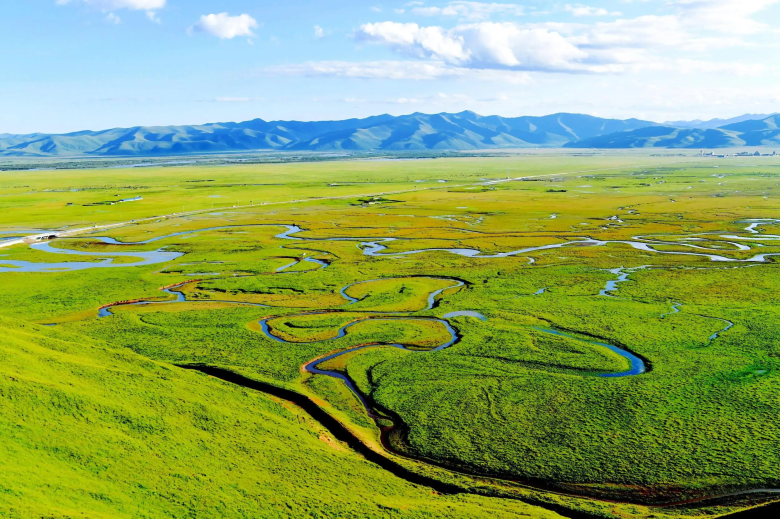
[1,0,779,133]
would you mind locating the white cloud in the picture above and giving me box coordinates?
[269,2,775,88]
[573,15,751,53]
[56,0,165,10]
[565,4,621,17]
[190,13,258,39]
[356,21,596,72]
[357,22,471,64]
[672,0,778,34]
[573,16,686,48]
[348,4,775,78]
[267,60,532,83]
[411,1,524,21]
[314,25,325,38]
[57,0,164,23]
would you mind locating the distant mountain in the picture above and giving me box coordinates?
[0,112,657,157]
[663,113,774,130]
[5,111,780,156]
[565,115,780,149]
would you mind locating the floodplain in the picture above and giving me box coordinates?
[1,151,779,518]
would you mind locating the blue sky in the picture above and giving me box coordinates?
[2,0,779,133]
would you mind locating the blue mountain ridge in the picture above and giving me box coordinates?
[564,115,780,149]
[0,112,655,157]
[2,111,777,157]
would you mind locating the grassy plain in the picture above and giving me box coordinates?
[1,151,780,518]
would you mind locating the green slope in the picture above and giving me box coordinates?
[0,317,561,519]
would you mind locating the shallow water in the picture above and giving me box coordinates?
[0,242,182,273]
[532,326,646,378]
[442,311,487,321]
[98,285,268,317]
[6,218,779,275]
[707,318,735,343]
[661,302,682,319]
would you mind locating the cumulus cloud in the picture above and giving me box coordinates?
[357,22,470,63]
[411,1,524,21]
[269,1,775,83]
[356,21,600,72]
[314,25,325,38]
[353,13,760,76]
[56,0,165,10]
[190,13,258,39]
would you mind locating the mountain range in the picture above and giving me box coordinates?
[661,113,773,130]
[565,115,780,149]
[1,112,777,157]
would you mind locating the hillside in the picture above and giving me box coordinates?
[565,114,780,149]
[0,317,561,518]
[0,112,656,157]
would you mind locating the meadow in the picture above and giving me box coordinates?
[1,151,779,518]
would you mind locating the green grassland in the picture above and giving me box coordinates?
[2,152,780,518]
[0,318,566,519]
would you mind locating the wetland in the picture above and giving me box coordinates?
[2,153,780,519]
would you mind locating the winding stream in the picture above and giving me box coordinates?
[253,275,647,416]
[98,284,269,317]
[532,326,646,378]
[657,301,733,344]
[705,316,735,343]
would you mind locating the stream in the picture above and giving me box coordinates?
[2,219,779,274]
[96,272,648,417]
